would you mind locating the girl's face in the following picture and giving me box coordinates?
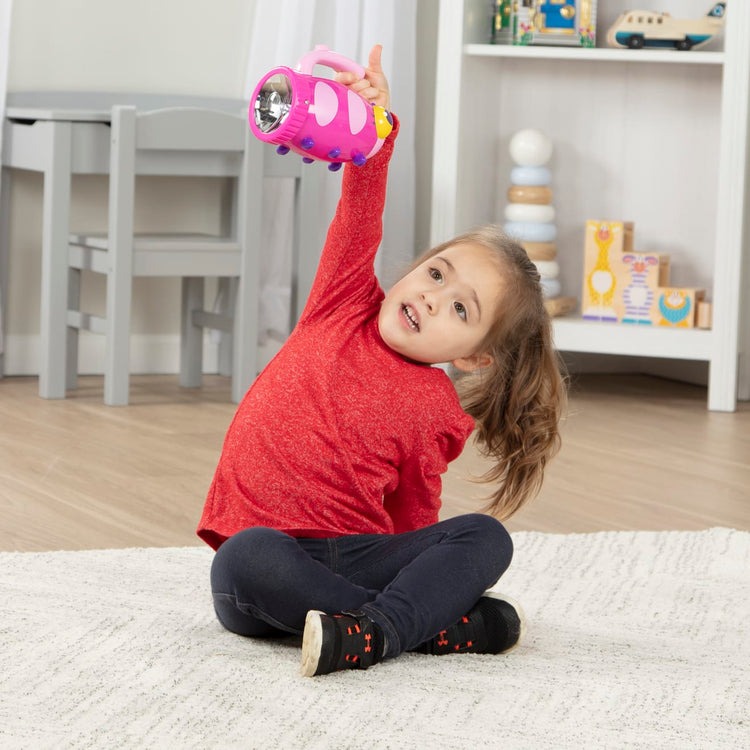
[378,243,504,370]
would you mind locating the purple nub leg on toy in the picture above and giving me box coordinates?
[352,152,366,167]
[328,147,342,159]
[301,137,315,150]
[302,157,315,164]
[328,162,342,172]
[276,145,290,155]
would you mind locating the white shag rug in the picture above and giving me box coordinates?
[1,528,748,750]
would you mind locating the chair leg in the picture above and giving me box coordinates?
[104,269,132,406]
[104,106,135,407]
[232,274,258,404]
[39,121,73,399]
[231,136,262,404]
[66,267,80,390]
[217,277,235,377]
[0,169,11,379]
[180,277,204,388]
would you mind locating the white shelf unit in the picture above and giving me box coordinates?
[431,0,750,411]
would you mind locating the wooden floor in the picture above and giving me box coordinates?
[1,372,748,552]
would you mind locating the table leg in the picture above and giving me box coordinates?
[291,165,324,327]
[38,121,72,399]
[0,167,11,377]
[739,281,750,402]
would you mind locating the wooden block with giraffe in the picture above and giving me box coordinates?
[581,220,634,322]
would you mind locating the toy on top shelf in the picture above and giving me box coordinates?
[248,45,393,172]
[504,128,577,318]
[507,1,597,48]
[606,2,726,51]
[491,1,513,44]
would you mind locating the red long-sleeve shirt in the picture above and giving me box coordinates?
[197,118,475,551]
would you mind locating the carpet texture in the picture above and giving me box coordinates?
[1,528,748,749]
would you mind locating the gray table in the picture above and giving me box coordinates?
[1,92,322,398]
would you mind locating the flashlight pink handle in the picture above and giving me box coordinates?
[295,44,366,79]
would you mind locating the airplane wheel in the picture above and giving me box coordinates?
[627,35,644,49]
[676,38,693,51]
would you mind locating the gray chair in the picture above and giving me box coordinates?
[66,105,262,405]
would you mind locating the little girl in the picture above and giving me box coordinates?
[198,46,566,677]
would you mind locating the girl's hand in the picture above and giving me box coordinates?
[334,44,391,112]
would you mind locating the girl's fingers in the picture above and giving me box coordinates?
[334,75,370,92]
[358,86,380,102]
[332,76,378,101]
[368,44,383,73]
[334,71,360,85]
[333,45,389,108]
[349,79,372,93]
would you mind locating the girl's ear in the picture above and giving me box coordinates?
[452,352,494,372]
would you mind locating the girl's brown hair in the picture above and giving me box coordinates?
[416,225,567,520]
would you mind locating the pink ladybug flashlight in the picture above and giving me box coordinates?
[249,45,393,172]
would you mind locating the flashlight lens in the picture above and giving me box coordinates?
[255,74,292,133]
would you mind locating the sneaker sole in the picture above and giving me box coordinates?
[300,610,325,677]
[483,591,527,653]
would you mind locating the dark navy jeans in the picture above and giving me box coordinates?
[210,513,513,658]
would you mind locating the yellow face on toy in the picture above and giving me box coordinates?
[373,106,394,140]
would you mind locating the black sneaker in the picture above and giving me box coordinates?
[418,592,526,656]
[300,609,385,677]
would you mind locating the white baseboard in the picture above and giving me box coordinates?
[2,333,219,376]
[2,333,284,377]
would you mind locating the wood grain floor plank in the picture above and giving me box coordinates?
[1,373,747,551]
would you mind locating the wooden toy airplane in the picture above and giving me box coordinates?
[607,2,726,50]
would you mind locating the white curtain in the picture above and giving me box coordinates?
[244,0,416,342]
[0,0,12,359]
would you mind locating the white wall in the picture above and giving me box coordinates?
[4,0,257,374]
[9,0,255,95]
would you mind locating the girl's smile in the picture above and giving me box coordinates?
[401,304,420,331]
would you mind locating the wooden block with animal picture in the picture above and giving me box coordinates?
[581,220,634,322]
[617,252,671,325]
[653,287,706,328]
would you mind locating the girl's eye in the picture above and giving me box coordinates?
[454,302,467,320]
[429,267,442,282]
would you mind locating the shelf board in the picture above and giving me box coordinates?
[552,317,713,361]
[464,44,725,65]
